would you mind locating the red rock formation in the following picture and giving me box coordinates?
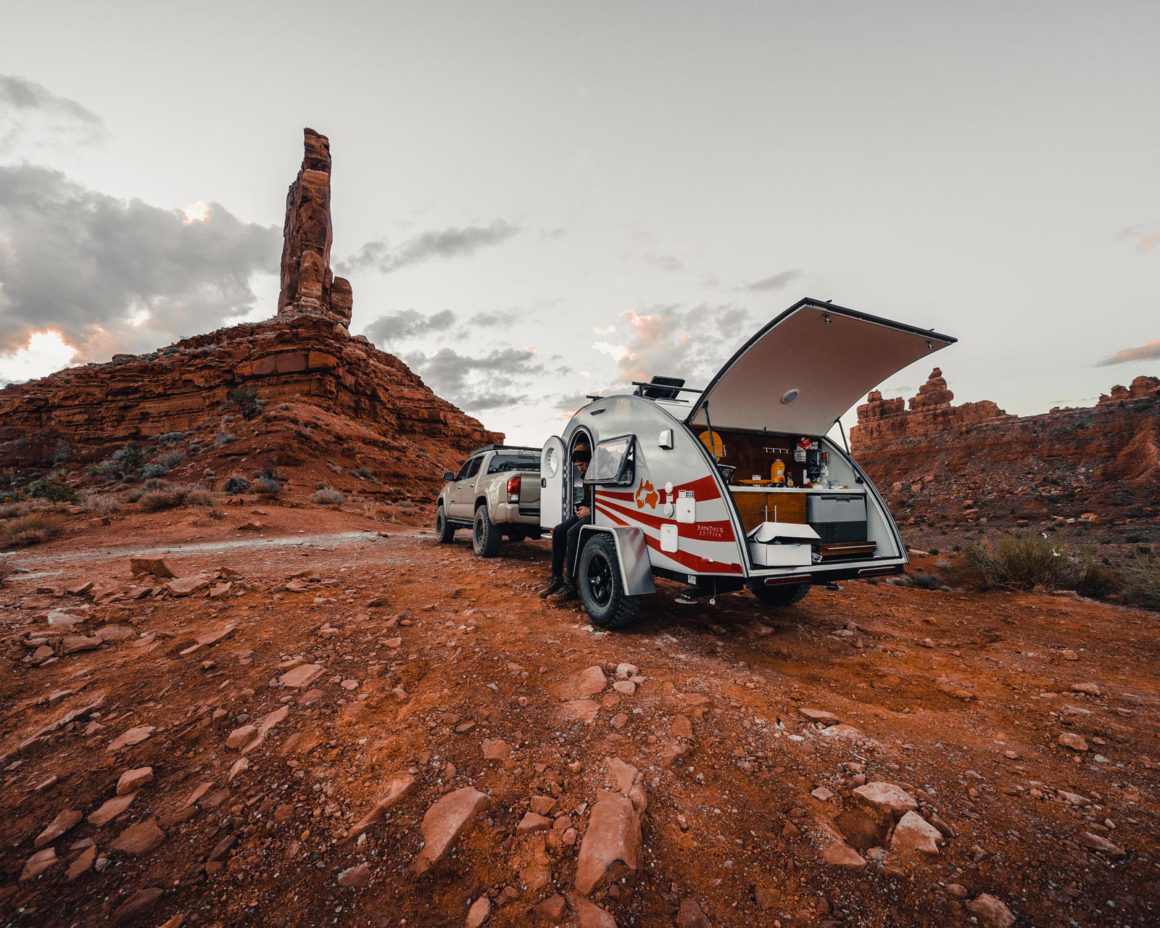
[0,129,500,498]
[278,128,352,327]
[851,370,1160,536]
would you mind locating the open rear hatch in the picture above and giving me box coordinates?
[686,299,956,434]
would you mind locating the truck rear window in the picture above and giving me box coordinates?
[487,454,540,474]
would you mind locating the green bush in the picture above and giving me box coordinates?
[26,478,78,503]
[224,475,250,494]
[115,442,144,472]
[1119,553,1160,612]
[224,386,262,420]
[953,533,1069,591]
[254,476,282,496]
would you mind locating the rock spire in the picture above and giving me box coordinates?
[277,128,353,326]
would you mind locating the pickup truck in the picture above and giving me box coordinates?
[435,445,542,556]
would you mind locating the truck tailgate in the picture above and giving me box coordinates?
[519,471,540,513]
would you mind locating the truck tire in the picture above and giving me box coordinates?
[748,580,810,606]
[435,504,455,543]
[473,505,501,557]
[578,534,639,629]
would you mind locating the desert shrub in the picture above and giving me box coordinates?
[0,559,10,586]
[311,487,345,505]
[224,475,250,494]
[125,488,144,503]
[254,476,282,496]
[0,500,50,520]
[1118,553,1160,612]
[1072,547,1120,600]
[224,386,262,420]
[184,487,216,507]
[50,440,70,464]
[143,477,168,491]
[0,512,65,548]
[214,432,236,447]
[114,442,144,472]
[25,478,78,503]
[140,488,187,511]
[351,466,376,482]
[140,463,170,479]
[158,431,187,444]
[953,533,1069,591]
[160,449,187,469]
[81,493,119,514]
[911,572,942,590]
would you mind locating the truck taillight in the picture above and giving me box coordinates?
[507,475,520,502]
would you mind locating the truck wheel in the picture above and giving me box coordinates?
[748,580,810,606]
[578,534,639,629]
[435,504,455,543]
[473,505,501,557]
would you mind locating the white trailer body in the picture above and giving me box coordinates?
[540,298,955,628]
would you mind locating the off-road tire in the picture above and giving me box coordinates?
[748,580,811,606]
[578,534,639,629]
[435,504,455,543]
[472,505,501,557]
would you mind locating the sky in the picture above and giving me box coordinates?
[1,0,1158,446]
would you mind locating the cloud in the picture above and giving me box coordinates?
[472,309,518,328]
[0,163,279,362]
[338,220,521,274]
[643,251,684,273]
[0,74,106,153]
[741,269,801,292]
[599,303,754,388]
[1098,339,1160,366]
[403,345,546,413]
[363,309,457,347]
[1118,223,1160,253]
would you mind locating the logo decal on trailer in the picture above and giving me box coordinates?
[635,480,661,509]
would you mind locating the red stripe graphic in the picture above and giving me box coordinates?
[595,504,743,575]
[598,474,723,506]
[597,497,736,543]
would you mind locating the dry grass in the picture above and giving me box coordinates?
[0,500,52,520]
[0,512,65,548]
[81,492,120,514]
[310,487,345,506]
[139,485,217,512]
[952,533,1070,591]
[1119,552,1160,612]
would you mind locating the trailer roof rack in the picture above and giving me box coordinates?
[469,444,542,456]
[632,376,702,401]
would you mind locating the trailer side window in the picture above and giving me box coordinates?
[584,435,635,486]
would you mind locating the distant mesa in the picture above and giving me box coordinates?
[853,369,1160,533]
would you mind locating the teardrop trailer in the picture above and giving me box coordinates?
[540,298,956,628]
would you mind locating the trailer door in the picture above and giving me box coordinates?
[686,299,955,435]
[540,436,567,529]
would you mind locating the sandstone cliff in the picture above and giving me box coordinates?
[851,369,1160,537]
[0,129,499,500]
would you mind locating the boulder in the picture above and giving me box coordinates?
[574,794,642,895]
[411,787,490,874]
[130,556,176,579]
[889,811,943,855]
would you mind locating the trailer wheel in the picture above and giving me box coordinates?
[472,505,501,557]
[578,534,639,629]
[435,504,455,543]
[748,580,811,606]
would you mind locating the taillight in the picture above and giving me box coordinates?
[507,475,521,502]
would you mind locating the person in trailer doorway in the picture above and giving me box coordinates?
[541,440,592,601]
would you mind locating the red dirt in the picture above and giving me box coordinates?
[1,506,1157,927]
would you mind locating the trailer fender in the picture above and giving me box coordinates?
[577,525,655,596]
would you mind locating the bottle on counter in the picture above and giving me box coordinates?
[771,458,786,485]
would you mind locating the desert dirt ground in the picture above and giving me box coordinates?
[1,511,1158,928]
